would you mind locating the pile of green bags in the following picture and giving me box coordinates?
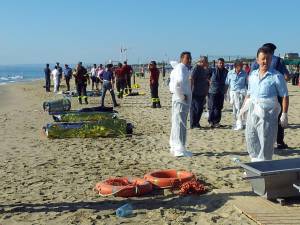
[43,98,71,114]
[52,111,117,122]
[44,119,132,138]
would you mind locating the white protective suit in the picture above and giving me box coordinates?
[230,89,247,130]
[51,69,60,93]
[169,62,192,156]
[242,97,281,161]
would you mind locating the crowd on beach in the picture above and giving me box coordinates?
[44,42,295,163]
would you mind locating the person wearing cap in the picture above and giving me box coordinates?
[241,47,289,161]
[190,56,211,129]
[122,61,133,94]
[74,62,89,104]
[251,43,290,149]
[148,61,161,108]
[63,64,72,91]
[114,63,126,98]
[208,58,228,128]
[226,60,248,130]
[101,64,119,107]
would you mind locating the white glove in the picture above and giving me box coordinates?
[280,112,288,128]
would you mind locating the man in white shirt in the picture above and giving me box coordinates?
[169,52,193,157]
[51,66,60,93]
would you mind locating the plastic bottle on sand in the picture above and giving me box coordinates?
[116,203,133,217]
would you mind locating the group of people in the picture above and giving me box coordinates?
[169,43,289,162]
[44,61,134,107]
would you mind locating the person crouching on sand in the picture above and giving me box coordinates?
[169,52,193,157]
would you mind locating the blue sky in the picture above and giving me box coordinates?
[0,0,299,65]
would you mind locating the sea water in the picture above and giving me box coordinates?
[0,64,45,85]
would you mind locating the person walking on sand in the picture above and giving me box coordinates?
[63,64,72,91]
[251,43,290,150]
[101,64,119,107]
[241,47,289,162]
[148,61,161,108]
[226,60,248,130]
[74,62,89,104]
[208,58,228,128]
[51,66,60,93]
[169,51,193,157]
[44,63,51,92]
[190,56,211,129]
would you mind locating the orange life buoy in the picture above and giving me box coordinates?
[144,169,195,189]
[94,177,152,197]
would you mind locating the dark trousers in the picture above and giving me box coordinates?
[150,83,159,99]
[125,75,132,94]
[208,93,224,125]
[116,79,126,97]
[292,73,299,85]
[101,81,117,106]
[190,95,206,127]
[76,82,87,98]
[45,75,50,91]
[65,76,71,91]
[277,96,285,145]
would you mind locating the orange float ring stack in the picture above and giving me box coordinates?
[94,177,152,197]
[144,169,195,189]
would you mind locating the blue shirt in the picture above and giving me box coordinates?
[247,69,288,98]
[226,69,248,91]
[251,55,289,75]
[63,67,72,77]
[102,70,114,81]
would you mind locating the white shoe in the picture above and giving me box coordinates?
[174,150,193,157]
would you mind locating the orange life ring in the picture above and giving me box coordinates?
[94,177,152,197]
[144,169,195,189]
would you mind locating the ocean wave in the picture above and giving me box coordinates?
[0,75,24,82]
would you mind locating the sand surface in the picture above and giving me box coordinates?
[0,77,299,225]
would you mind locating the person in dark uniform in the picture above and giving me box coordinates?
[44,63,51,92]
[114,63,126,98]
[101,64,119,107]
[251,43,290,149]
[208,58,228,128]
[148,61,161,108]
[190,56,211,128]
[122,61,133,94]
[74,62,89,104]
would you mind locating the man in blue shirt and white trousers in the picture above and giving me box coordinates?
[251,43,290,149]
[226,60,248,130]
[241,47,289,161]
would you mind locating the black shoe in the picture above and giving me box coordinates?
[277,143,289,149]
[151,103,156,108]
[78,98,82,104]
[84,98,88,104]
[156,102,161,108]
[114,104,120,107]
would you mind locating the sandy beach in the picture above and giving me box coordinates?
[0,77,299,225]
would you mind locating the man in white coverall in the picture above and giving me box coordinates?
[169,52,193,157]
[241,47,289,162]
[51,66,60,93]
[226,60,248,130]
